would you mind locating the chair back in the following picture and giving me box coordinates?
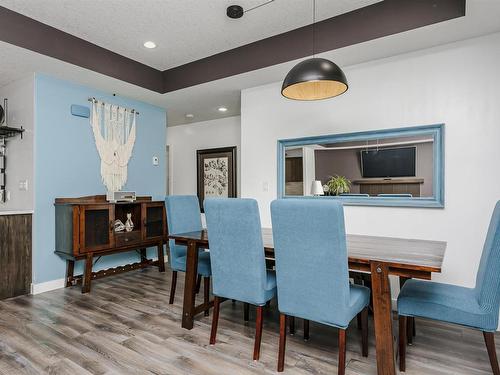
[475,201,500,312]
[271,199,351,326]
[204,198,268,305]
[165,195,202,261]
[377,193,413,198]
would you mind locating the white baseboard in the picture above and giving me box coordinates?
[31,278,65,295]
[30,256,169,295]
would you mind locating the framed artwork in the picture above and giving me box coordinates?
[197,146,237,211]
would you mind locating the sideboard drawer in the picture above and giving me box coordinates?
[115,231,141,247]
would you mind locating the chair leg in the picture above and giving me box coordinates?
[209,296,220,345]
[303,319,310,341]
[195,275,202,294]
[399,276,416,343]
[338,328,346,375]
[244,302,250,322]
[361,307,368,357]
[483,331,500,375]
[353,276,363,330]
[169,271,177,304]
[407,317,414,345]
[289,316,295,335]
[203,277,210,316]
[357,312,362,330]
[277,314,287,372]
[399,315,407,372]
[253,306,264,361]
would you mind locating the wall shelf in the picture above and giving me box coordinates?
[0,125,24,139]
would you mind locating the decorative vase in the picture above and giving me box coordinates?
[125,213,134,232]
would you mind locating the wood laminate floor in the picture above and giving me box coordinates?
[0,267,496,374]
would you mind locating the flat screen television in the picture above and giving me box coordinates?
[361,147,416,178]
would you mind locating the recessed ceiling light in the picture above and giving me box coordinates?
[218,107,228,112]
[143,41,156,49]
[185,113,194,119]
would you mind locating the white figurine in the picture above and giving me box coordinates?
[125,213,134,232]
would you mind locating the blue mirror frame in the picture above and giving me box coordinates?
[277,124,444,208]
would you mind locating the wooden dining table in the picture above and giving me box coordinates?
[169,228,446,375]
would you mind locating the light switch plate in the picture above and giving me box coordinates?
[19,180,28,191]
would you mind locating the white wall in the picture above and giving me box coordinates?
[0,74,34,212]
[241,32,500,290]
[168,116,241,196]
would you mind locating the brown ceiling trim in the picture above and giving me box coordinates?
[163,0,466,92]
[0,0,465,94]
[0,6,164,93]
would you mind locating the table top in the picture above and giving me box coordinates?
[169,228,446,274]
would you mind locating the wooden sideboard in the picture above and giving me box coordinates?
[54,195,167,293]
[353,178,424,197]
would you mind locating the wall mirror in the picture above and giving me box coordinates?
[277,124,444,208]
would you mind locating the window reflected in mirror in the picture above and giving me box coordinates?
[279,124,444,208]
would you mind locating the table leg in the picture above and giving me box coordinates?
[157,242,165,272]
[370,261,396,375]
[182,240,199,329]
[82,253,93,294]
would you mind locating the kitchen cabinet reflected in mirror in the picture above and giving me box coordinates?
[279,124,444,208]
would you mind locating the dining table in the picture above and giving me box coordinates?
[169,227,446,375]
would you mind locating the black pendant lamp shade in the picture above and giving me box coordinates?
[281,57,348,100]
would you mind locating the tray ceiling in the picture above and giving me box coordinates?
[0,0,381,70]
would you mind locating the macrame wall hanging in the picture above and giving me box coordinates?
[90,100,136,193]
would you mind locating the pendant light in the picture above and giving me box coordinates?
[281,0,348,101]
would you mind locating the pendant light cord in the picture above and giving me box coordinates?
[244,0,275,14]
[312,0,316,57]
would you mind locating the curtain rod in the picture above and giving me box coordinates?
[87,97,140,115]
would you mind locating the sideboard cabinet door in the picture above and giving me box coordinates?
[79,204,114,252]
[142,202,166,241]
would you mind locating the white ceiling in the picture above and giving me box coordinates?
[0,0,381,70]
[0,0,500,126]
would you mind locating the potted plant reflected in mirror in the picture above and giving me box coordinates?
[325,175,351,196]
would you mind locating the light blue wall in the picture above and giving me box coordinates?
[33,74,167,284]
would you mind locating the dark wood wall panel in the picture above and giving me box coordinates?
[0,214,32,299]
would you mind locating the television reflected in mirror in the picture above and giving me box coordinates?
[278,124,444,208]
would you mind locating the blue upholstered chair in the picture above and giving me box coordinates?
[204,198,277,361]
[271,199,370,375]
[398,201,500,374]
[165,195,211,311]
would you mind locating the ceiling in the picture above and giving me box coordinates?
[0,0,499,126]
[0,0,381,70]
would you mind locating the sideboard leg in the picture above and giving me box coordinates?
[140,248,147,264]
[157,242,166,272]
[82,253,93,293]
[65,259,75,287]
